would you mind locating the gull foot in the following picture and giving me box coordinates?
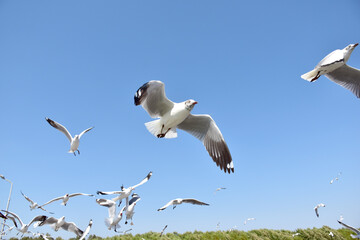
[157,133,166,138]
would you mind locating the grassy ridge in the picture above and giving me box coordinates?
[11,226,357,240]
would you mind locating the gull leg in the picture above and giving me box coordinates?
[118,200,122,207]
[73,152,76,156]
[173,205,176,210]
[125,221,128,224]
[157,125,166,138]
[77,150,80,155]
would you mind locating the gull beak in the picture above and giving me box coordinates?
[354,43,359,48]
[193,101,198,105]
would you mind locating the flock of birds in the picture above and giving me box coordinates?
[1,43,360,239]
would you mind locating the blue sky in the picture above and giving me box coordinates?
[0,0,359,239]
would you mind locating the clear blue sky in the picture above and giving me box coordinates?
[0,0,359,239]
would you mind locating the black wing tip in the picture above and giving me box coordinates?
[96,191,102,195]
[134,82,149,106]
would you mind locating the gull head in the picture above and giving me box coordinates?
[343,43,358,62]
[184,99,198,111]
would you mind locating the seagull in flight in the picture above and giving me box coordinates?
[45,117,94,156]
[125,193,141,225]
[330,172,342,184]
[314,203,325,217]
[96,198,126,232]
[301,43,360,98]
[37,216,84,237]
[134,80,233,173]
[292,232,300,237]
[79,219,93,240]
[244,218,255,225]
[157,198,209,211]
[338,220,360,238]
[39,193,93,207]
[20,191,53,214]
[97,171,152,207]
[214,187,226,194]
[1,210,46,236]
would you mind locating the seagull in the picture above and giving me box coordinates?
[338,220,360,238]
[244,218,255,225]
[20,191,53,214]
[97,171,152,207]
[160,225,168,237]
[125,193,141,225]
[329,231,334,237]
[214,187,226,194]
[96,198,126,232]
[339,215,344,221]
[330,172,342,184]
[79,219,92,240]
[39,193,93,207]
[134,80,234,173]
[314,203,325,217]
[37,216,83,237]
[119,228,133,234]
[45,117,94,156]
[301,43,360,98]
[1,210,46,236]
[292,232,300,237]
[157,198,209,211]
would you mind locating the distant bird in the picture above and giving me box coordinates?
[292,232,300,237]
[330,172,342,184]
[38,216,83,237]
[119,228,132,234]
[157,198,209,211]
[39,193,93,207]
[45,117,94,156]
[339,215,344,221]
[301,43,360,98]
[338,220,360,238]
[216,222,220,230]
[1,210,46,236]
[96,198,126,232]
[134,80,234,173]
[160,225,168,237]
[214,187,226,194]
[125,193,141,225]
[329,231,334,237]
[79,219,92,240]
[244,218,255,225]
[20,191,53,214]
[97,171,152,207]
[314,203,325,217]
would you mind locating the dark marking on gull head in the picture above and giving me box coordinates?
[134,82,149,106]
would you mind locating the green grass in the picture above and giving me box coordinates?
[9,226,357,240]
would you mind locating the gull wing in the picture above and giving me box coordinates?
[96,199,116,219]
[134,80,174,118]
[45,118,73,142]
[338,220,360,234]
[79,219,92,240]
[78,127,94,139]
[68,193,94,198]
[315,207,319,217]
[38,217,58,227]
[316,49,344,67]
[128,195,141,206]
[131,171,152,189]
[182,199,209,206]
[177,114,234,173]
[97,191,124,195]
[160,225,168,237]
[325,64,360,98]
[39,196,64,207]
[1,210,23,227]
[61,222,84,237]
[20,191,34,205]
[157,200,176,211]
[28,215,47,226]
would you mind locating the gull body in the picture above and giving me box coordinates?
[314,203,325,217]
[157,198,209,211]
[1,210,46,236]
[39,193,93,208]
[45,118,94,156]
[96,198,125,232]
[134,80,234,173]
[301,43,360,98]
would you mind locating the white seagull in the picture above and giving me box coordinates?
[79,219,93,240]
[21,191,53,214]
[157,198,209,211]
[1,210,46,236]
[338,220,360,238]
[292,232,300,237]
[244,218,255,225]
[96,198,126,232]
[301,43,360,98]
[45,117,94,156]
[329,231,334,237]
[330,172,342,184]
[134,80,234,173]
[125,193,141,225]
[39,193,94,207]
[214,187,226,194]
[97,171,152,207]
[314,203,325,217]
[37,216,83,237]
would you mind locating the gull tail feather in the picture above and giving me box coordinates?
[144,120,178,138]
[301,69,319,82]
[105,218,112,229]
